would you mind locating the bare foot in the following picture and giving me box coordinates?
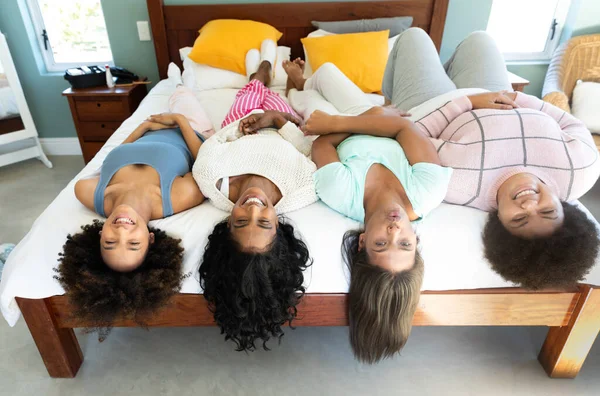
[283,58,306,94]
[239,111,301,135]
[249,60,272,87]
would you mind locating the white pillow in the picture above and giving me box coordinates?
[179,46,291,91]
[572,80,600,133]
[302,29,399,78]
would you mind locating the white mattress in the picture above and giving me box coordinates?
[2,79,599,327]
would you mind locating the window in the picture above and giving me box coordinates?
[486,0,572,62]
[26,0,113,72]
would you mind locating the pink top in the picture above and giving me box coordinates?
[415,92,600,211]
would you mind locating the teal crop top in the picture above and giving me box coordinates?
[93,128,201,218]
[313,135,453,223]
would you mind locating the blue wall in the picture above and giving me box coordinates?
[0,0,599,139]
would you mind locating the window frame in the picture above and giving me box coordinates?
[487,0,573,62]
[25,0,114,73]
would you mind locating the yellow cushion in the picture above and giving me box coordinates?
[301,30,389,93]
[188,19,283,75]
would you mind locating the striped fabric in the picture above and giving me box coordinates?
[415,92,600,211]
[221,80,299,128]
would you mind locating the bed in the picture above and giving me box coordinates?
[2,0,599,379]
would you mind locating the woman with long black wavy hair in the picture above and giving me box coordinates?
[192,55,317,351]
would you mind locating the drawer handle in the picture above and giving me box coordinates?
[96,103,101,108]
[101,124,105,128]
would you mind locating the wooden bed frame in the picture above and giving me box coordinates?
[14,0,600,379]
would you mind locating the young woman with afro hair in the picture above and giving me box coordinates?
[56,81,214,331]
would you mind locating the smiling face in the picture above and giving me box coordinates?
[497,173,564,238]
[100,205,154,272]
[359,204,417,273]
[229,187,278,252]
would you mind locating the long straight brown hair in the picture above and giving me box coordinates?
[342,229,424,364]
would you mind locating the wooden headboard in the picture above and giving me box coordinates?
[147,0,450,80]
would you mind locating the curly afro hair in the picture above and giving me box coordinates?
[483,202,599,290]
[55,220,184,335]
[199,218,312,352]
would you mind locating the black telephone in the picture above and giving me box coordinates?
[110,67,139,84]
[65,65,140,88]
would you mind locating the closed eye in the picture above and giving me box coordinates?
[233,219,249,228]
[540,209,558,219]
[259,219,273,230]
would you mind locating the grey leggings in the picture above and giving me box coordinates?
[382,28,513,110]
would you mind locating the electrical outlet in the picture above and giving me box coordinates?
[137,21,151,41]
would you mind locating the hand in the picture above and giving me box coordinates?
[146,113,183,127]
[467,91,519,110]
[238,111,288,135]
[301,110,338,136]
[141,120,172,132]
[280,112,303,128]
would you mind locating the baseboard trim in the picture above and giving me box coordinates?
[39,138,82,156]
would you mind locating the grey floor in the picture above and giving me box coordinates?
[0,156,599,395]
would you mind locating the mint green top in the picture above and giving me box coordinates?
[313,135,453,223]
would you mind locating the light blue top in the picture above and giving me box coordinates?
[93,128,202,218]
[313,135,453,223]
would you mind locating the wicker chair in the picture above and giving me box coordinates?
[542,34,600,148]
[542,34,600,112]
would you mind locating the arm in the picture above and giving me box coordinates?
[304,111,440,165]
[147,114,203,160]
[413,97,473,138]
[311,133,351,169]
[122,121,154,144]
[277,122,313,156]
[170,172,205,214]
[74,178,99,212]
[511,91,593,143]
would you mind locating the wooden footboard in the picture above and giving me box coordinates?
[16,285,599,378]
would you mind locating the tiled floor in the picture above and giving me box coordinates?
[0,156,599,395]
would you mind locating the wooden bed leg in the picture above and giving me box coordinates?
[538,285,600,378]
[16,297,83,378]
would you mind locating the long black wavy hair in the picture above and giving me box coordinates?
[199,218,312,351]
[55,220,184,339]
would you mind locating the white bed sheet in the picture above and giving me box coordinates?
[2,79,599,327]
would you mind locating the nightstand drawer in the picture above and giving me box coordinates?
[81,141,105,163]
[75,99,128,121]
[79,121,121,141]
[64,84,148,164]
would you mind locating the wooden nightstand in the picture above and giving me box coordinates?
[508,71,530,92]
[63,84,147,163]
